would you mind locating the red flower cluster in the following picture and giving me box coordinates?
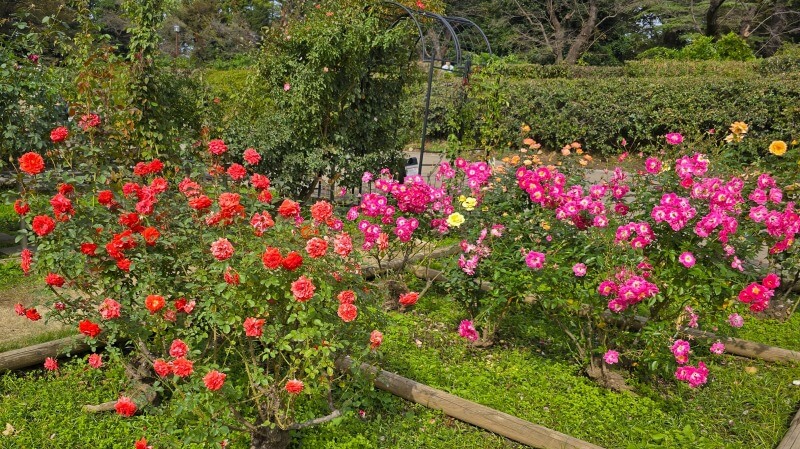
[32,215,56,236]
[133,159,164,176]
[50,193,74,220]
[243,148,261,165]
[337,290,356,304]
[337,303,358,322]
[145,294,166,314]
[80,242,98,256]
[243,317,265,337]
[291,275,316,302]
[285,379,304,395]
[142,227,160,246]
[18,152,45,175]
[15,303,41,321]
[20,248,32,275]
[210,238,234,261]
[370,330,383,349]
[50,126,68,143]
[98,298,121,320]
[13,199,29,216]
[79,113,101,131]
[398,292,419,307]
[305,237,328,258]
[278,199,300,218]
[169,339,189,358]
[227,163,247,181]
[224,266,240,285]
[203,370,226,391]
[45,272,65,287]
[250,211,275,236]
[310,201,333,223]
[78,319,101,337]
[208,139,228,155]
[738,273,780,312]
[115,396,137,417]
[97,190,115,207]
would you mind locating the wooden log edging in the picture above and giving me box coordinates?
[0,335,94,372]
[336,357,605,449]
[681,328,800,363]
[778,406,800,449]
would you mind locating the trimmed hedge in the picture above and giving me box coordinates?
[426,72,800,159]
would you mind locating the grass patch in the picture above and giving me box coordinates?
[1,284,800,448]
[0,329,75,354]
[0,202,18,235]
[738,311,800,352]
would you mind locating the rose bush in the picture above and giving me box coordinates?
[13,129,384,447]
[441,125,798,388]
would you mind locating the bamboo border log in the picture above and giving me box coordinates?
[0,335,94,372]
[336,357,605,449]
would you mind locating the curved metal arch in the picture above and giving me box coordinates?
[380,1,463,66]
[442,16,492,57]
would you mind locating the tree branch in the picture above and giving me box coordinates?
[288,409,342,430]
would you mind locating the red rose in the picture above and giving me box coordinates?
[50,126,69,143]
[135,438,153,449]
[282,251,303,271]
[45,272,65,287]
[227,163,247,181]
[50,193,73,216]
[153,359,172,377]
[291,275,316,302]
[14,303,25,316]
[14,199,29,215]
[262,247,283,269]
[243,148,261,165]
[310,201,333,222]
[114,396,137,417]
[20,248,32,275]
[210,238,234,261]
[25,308,41,321]
[78,113,101,131]
[116,258,131,271]
[337,303,358,322]
[370,330,383,349]
[169,339,188,358]
[189,195,213,210]
[338,290,357,305]
[44,357,58,371]
[88,353,103,368]
[250,173,271,190]
[141,227,160,246]
[224,266,240,285]
[96,190,113,206]
[762,273,780,289]
[145,294,165,314]
[278,199,300,218]
[32,215,56,236]
[80,243,98,256]
[58,183,74,195]
[98,298,121,320]
[203,370,227,391]
[398,292,419,307]
[258,189,273,204]
[18,152,45,175]
[243,317,265,337]
[171,357,194,377]
[208,139,228,155]
[78,319,101,337]
[305,237,328,258]
[285,379,304,395]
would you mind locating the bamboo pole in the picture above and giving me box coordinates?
[336,357,605,449]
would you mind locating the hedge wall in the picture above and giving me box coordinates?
[424,71,800,160]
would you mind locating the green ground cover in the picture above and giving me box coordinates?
[2,281,799,448]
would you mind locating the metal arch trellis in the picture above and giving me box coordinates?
[378,1,491,176]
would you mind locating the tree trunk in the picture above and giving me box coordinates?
[564,0,598,65]
[250,427,290,449]
[705,0,726,37]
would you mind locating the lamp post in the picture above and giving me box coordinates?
[173,24,180,57]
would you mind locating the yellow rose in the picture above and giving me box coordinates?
[461,197,477,211]
[540,220,551,230]
[446,212,465,228]
[458,195,466,202]
[729,121,749,135]
[769,140,787,156]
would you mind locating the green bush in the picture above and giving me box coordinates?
[638,33,754,62]
[434,66,800,160]
[758,43,800,74]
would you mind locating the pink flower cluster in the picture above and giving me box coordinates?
[458,319,479,341]
[458,227,501,275]
[517,166,610,229]
[599,268,659,313]
[650,193,696,231]
[675,153,709,181]
[455,158,492,192]
[738,273,779,312]
[525,250,546,270]
[614,222,654,250]
[748,179,798,254]
[671,340,709,388]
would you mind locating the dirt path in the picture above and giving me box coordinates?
[0,279,66,350]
